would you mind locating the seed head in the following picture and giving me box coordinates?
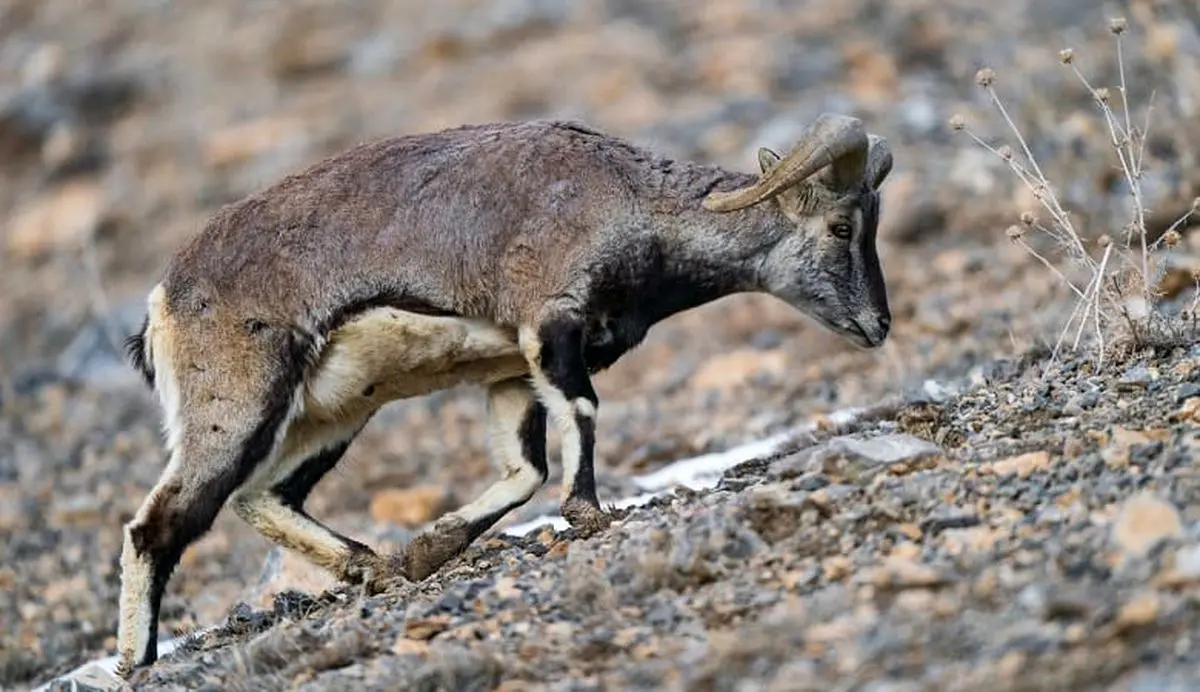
[1058,49,1074,65]
[948,114,966,132]
[1005,225,1025,240]
[1095,87,1110,103]
[1098,234,1112,248]
[1020,211,1036,227]
[1109,17,1127,35]
[1192,267,1200,282]
[997,145,1014,161]
[1192,197,1200,213]
[1162,230,1181,248]
[975,68,996,87]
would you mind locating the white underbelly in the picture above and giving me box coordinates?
[301,307,528,424]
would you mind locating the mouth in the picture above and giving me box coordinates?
[841,318,885,349]
[805,311,887,349]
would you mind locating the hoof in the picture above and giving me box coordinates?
[403,516,472,582]
[561,497,623,536]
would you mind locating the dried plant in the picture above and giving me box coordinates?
[949,17,1199,368]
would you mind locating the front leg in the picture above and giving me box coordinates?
[520,313,614,535]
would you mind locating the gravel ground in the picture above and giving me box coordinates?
[2,1,1200,690]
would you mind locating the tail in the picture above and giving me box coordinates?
[125,313,154,389]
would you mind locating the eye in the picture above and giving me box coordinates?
[829,221,853,239]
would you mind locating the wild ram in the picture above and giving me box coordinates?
[115,113,894,676]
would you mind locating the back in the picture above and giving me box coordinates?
[161,120,639,334]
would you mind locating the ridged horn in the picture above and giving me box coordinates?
[702,113,869,213]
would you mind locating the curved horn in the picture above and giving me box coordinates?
[865,134,894,189]
[703,113,869,213]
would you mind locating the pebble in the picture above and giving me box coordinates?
[369,485,454,528]
[1112,492,1185,558]
[979,450,1051,479]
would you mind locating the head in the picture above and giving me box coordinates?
[703,114,894,348]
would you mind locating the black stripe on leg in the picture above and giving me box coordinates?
[273,438,355,511]
[465,397,548,544]
[520,400,548,482]
[568,411,599,507]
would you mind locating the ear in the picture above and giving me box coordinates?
[757,147,781,174]
[866,135,893,190]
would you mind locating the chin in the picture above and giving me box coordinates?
[832,328,877,349]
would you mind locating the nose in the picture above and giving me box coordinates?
[877,314,891,333]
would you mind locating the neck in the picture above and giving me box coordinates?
[642,158,773,321]
[580,153,779,374]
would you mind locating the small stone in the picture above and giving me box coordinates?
[1172,397,1200,424]
[392,637,431,657]
[895,523,923,541]
[545,540,569,559]
[0,483,23,531]
[823,556,853,582]
[1155,544,1200,588]
[980,450,1051,479]
[203,116,308,170]
[1062,436,1087,458]
[49,495,105,527]
[1112,492,1184,558]
[404,614,453,640]
[1176,382,1200,403]
[43,574,88,605]
[1118,365,1155,389]
[817,434,942,484]
[941,526,1000,555]
[1115,592,1160,630]
[691,349,786,391]
[493,576,521,600]
[1102,427,1156,469]
[6,180,107,259]
[370,485,453,527]
[862,555,952,589]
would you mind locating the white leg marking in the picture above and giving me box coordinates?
[116,525,154,673]
[448,379,544,525]
[232,491,366,575]
[517,326,593,505]
[528,370,584,501]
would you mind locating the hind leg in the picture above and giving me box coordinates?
[115,415,286,677]
[231,424,401,592]
[403,376,547,580]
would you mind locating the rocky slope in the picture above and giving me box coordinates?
[3,0,1200,690]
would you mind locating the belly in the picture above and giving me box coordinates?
[299,307,528,423]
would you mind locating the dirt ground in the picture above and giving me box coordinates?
[2,0,1200,690]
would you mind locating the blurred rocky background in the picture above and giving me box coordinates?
[2,0,1199,689]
